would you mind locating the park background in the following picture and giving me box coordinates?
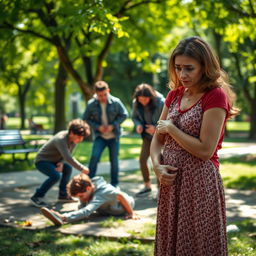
[0,0,256,255]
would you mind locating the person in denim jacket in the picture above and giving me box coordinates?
[83,81,128,187]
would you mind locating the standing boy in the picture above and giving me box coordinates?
[83,81,128,187]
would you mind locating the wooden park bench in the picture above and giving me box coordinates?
[0,130,42,164]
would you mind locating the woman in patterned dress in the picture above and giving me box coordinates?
[150,37,238,256]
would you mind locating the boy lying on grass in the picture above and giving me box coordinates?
[41,174,137,225]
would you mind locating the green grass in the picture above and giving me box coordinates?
[226,121,250,132]
[100,217,124,228]
[0,219,255,255]
[228,219,256,255]
[5,116,133,133]
[0,227,153,256]
[220,155,256,190]
[6,116,52,130]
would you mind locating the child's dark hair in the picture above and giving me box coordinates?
[67,173,92,196]
[94,81,109,92]
[68,119,90,138]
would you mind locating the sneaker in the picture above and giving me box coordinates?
[40,207,63,226]
[58,195,77,203]
[135,187,152,197]
[30,196,48,208]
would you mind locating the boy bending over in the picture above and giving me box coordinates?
[41,174,137,225]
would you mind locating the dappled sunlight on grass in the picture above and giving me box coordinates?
[228,219,256,255]
[220,155,256,190]
[226,121,250,132]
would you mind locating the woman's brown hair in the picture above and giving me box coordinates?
[168,36,239,117]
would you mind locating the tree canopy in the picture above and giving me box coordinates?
[0,0,255,138]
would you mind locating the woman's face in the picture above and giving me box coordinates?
[174,55,203,89]
[138,96,150,106]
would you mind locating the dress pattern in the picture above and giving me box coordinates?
[155,97,227,256]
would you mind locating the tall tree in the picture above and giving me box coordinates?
[1,0,181,131]
[186,0,256,139]
[0,34,41,129]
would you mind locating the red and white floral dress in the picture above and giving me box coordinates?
[155,87,229,256]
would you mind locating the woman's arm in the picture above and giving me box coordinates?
[150,105,178,185]
[157,107,226,160]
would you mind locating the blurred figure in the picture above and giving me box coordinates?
[132,84,164,196]
[0,112,8,129]
[28,117,44,134]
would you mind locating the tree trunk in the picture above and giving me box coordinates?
[212,31,223,67]
[249,100,256,139]
[17,79,31,129]
[19,93,26,129]
[53,62,68,134]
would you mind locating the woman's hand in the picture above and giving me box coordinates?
[154,164,178,185]
[156,120,174,135]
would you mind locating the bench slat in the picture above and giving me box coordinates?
[0,129,39,164]
[0,148,38,154]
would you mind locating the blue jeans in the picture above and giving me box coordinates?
[89,137,120,186]
[33,161,72,198]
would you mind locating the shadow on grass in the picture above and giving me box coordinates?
[221,155,256,190]
[101,246,150,256]
[0,159,36,173]
[220,155,256,166]
[223,176,256,190]
[0,227,92,256]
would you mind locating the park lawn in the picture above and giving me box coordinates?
[226,121,250,132]
[6,116,52,130]
[5,116,134,134]
[0,227,153,256]
[220,155,256,191]
[0,219,255,256]
[74,135,142,164]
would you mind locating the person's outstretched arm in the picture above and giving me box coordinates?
[116,192,138,219]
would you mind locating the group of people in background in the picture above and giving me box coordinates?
[31,36,238,256]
